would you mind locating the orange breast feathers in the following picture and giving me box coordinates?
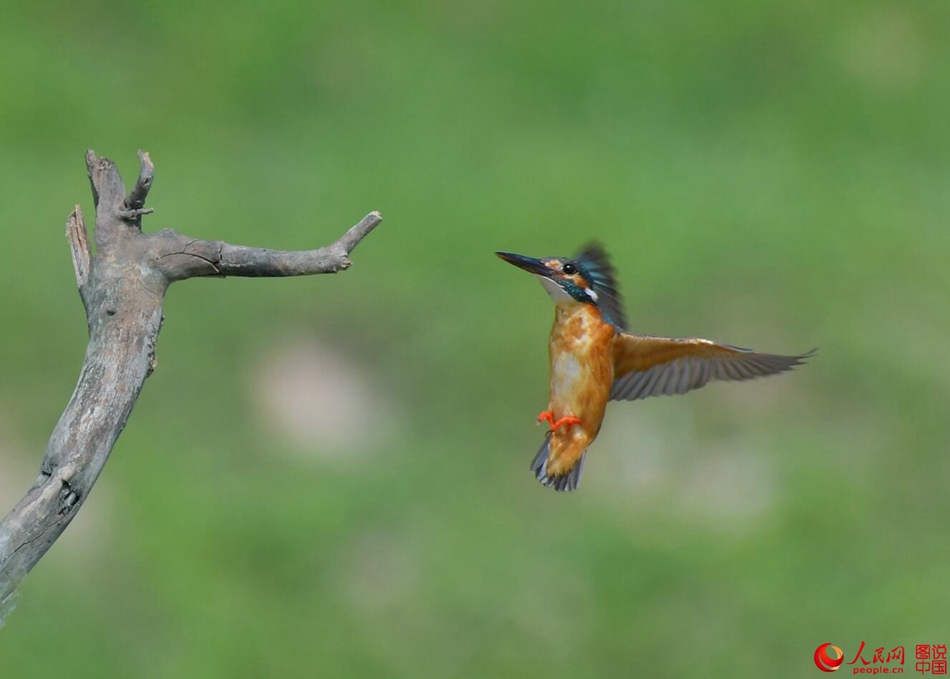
[546,303,616,437]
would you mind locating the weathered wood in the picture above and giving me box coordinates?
[0,151,381,626]
[65,206,90,294]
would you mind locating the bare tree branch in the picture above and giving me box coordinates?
[151,210,383,281]
[124,150,154,210]
[0,151,382,626]
[119,150,155,223]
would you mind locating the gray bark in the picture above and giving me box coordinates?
[0,151,382,626]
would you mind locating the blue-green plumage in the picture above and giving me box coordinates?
[567,243,627,330]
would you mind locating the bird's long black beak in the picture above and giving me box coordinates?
[495,251,552,277]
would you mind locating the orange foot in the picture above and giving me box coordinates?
[536,411,582,432]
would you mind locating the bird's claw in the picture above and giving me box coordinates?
[536,411,582,432]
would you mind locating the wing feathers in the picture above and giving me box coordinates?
[610,334,813,402]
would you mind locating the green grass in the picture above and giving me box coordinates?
[0,1,947,677]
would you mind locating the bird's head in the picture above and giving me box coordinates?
[495,243,627,329]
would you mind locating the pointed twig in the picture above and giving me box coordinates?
[334,210,383,255]
[153,211,384,281]
[119,151,155,223]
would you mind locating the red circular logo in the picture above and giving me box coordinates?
[814,643,844,672]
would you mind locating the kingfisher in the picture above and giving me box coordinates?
[496,244,813,492]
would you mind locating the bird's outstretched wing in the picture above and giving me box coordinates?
[610,334,814,401]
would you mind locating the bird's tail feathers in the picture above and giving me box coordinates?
[530,432,587,492]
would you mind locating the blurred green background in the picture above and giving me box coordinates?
[0,1,947,677]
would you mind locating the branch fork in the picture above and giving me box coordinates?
[0,151,382,625]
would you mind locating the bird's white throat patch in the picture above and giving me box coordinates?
[535,275,598,303]
[536,275,574,303]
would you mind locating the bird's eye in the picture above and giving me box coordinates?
[562,263,577,275]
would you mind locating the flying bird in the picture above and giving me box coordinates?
[496,244,813,492]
